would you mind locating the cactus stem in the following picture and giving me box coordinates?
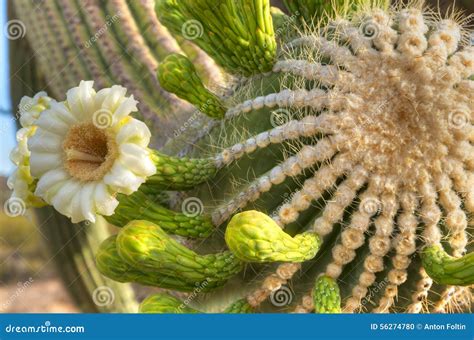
[421,245,474,286]
[105,188,214,238]
[148,150,218,190]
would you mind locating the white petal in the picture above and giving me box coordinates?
[116,119,151,147]
[113,95,138,121]
[93,183,119,216]
[29,151,62,177]
[103,163,144,194]
[80,183,96,223]
[49,101,78,126]
[50,181,80,218]
[69,191,86,223]
[28,130,62,153]
[119,143,156,177]
[35,169,70,197]
[66,81,96,120]
[35,110,70,136]
[101,85,127,111]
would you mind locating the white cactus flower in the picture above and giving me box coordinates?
[28,81,156,223]
[7,92,54,208]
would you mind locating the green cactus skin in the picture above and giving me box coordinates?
[158,54,226,119]
[223,298,255,313]
[139,293,199,313]
[421,246,474,286]
[225,211,321,263]
[105,189,214,238]
[156,0,277,76]
[313,275,341,314]
[116,221,243,290]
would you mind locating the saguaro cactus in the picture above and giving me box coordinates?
[8,0,473,314]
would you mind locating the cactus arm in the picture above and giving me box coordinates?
[158,54,226,119]
[116,221,243,289]
[225,211,322,263]
[105,189,214,238]
[139,293,199,313]
[421,245,474,286]
[312,275,341,313]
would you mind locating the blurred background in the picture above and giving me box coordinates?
[0,0,472,313]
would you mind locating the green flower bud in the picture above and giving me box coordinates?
[139,293,199,313]
[156,0,277,76]
[117,220,243,290]
[96,236,201,291]
[225,210,321,263]
[312,275,341,313]
[421,245,474,286]
[157,54,226,119]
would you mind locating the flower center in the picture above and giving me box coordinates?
[63,123,118,182]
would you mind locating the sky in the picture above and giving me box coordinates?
[0,0,18,176]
